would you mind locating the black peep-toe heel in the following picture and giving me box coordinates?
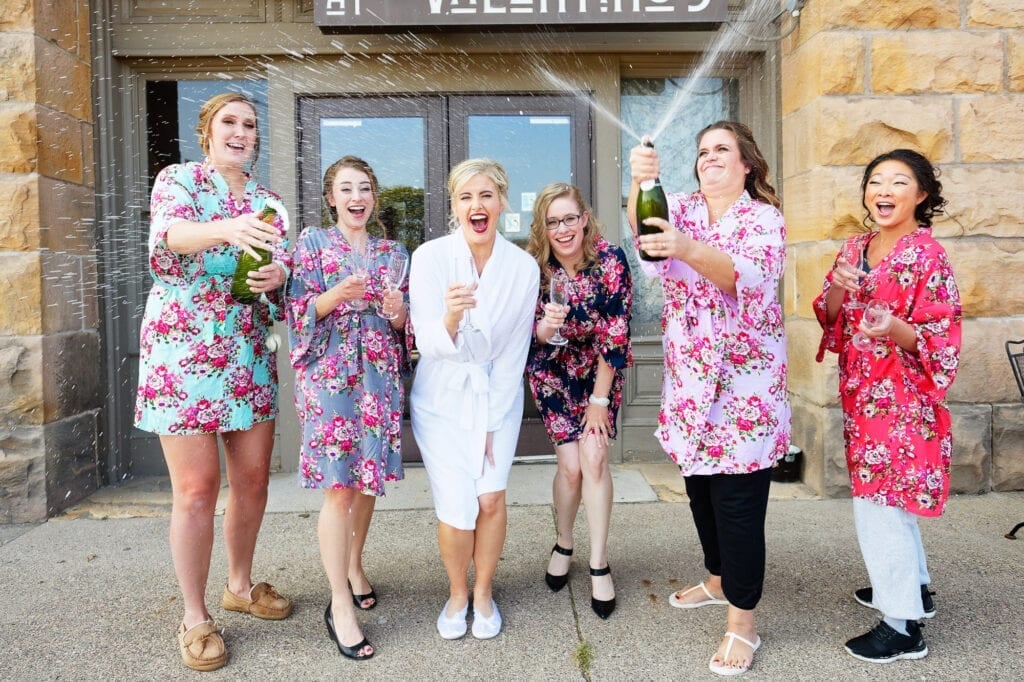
[324,601,374,661]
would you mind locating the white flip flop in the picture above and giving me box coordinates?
[669,581,729,609]
[709,631,762,676]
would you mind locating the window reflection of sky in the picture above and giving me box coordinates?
[319,118,426,189]
[468,115,571,242]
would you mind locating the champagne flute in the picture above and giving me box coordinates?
[347,246,368,312]
[377,250,409,320]
[851,298,890,352]
[455,255,479,332]
[547,272,570,347]
[840,239,866,312]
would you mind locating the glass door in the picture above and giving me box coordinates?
[449,94,592,247]
[297,93,592,462]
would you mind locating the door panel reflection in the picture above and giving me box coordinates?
[466,114,572,245]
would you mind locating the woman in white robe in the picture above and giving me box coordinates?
[409,158,539,641]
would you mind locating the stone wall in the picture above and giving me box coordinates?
[0,0,101,522]
[782,0,1024,496]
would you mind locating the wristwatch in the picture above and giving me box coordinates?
[588,394,610,407]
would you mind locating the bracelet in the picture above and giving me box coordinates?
[588,394,610,407]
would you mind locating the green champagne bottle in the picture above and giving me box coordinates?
[230,206,276,305]
[636,140,668,262]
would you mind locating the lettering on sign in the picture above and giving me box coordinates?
[317,0,725,29]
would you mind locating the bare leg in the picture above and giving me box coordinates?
[162,433,221,630]
[348,493,377,608]
[438,521,474,617]
[547,443,582,578]
[472,491,507,616]
[320,487,372,656]
[221,420,274,598]
[712,605,758,671]
[579,436,614,601]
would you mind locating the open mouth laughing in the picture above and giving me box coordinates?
[469,212,489,233]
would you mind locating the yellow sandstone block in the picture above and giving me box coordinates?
[960,95,1024,162]
[0,253,42,336]
[781,32,864,115]
[872,32,1002,95]
[0,175,40,251]
[967,0,1024,28]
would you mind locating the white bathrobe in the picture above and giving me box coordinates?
[409,230,539,530]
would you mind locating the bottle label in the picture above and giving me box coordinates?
[639,179,656,192]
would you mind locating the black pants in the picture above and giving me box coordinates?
[684,467,772,611]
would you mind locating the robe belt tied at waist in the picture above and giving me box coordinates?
[443,360,492,431]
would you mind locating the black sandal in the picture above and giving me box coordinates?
[324,602,374,661]
[348,580,377,610]
[544,543,573,592]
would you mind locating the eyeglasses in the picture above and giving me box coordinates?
[545,213,582,230]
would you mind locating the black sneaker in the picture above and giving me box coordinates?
[853,585,936,619]
[844,620,928,663]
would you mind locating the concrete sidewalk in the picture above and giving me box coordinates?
[1,462,1022,680]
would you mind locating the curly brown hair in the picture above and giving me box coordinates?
[526,182,600,288]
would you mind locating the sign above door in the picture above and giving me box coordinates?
[315,0,727,32]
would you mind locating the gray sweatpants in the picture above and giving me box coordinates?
[853,497,932,621]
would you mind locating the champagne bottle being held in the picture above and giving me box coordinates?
[636,140,668,262]
[230,206,276,305]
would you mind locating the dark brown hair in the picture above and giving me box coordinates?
[694,120,780,209]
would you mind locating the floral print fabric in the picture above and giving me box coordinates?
[287,227,408,495]
[814,227,961,517]
[134,161,289,434]
[527,238,633,445]
[639,190,791,476]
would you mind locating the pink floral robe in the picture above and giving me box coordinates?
[814,227,962,517]
[640,190,791,476]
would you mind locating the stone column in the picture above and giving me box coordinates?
[0,0,101,522]
[781,0,1024,496]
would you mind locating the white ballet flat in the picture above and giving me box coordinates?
[471,599,502,639]
[436,599,468,640]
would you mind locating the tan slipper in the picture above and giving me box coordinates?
[178,620,226,672]
[222,582,293,620]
